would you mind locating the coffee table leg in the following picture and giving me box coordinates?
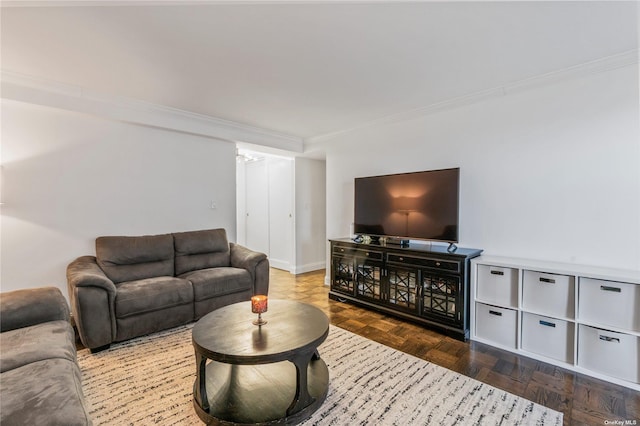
[195,351,210,412]
[286,350,316,416]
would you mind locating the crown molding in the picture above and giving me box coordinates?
[305,49,640,145]
[0,70,304,152]
[503,49,639,95]
[2,48,636,152]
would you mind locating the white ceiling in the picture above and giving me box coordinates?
[1,1,638,145]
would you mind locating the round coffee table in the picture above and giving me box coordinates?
[192,300,330,425]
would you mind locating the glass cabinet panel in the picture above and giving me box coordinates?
[387,268,418,311]
[332,257,355,295]
[356,263,382,301]
[422,273,460,323]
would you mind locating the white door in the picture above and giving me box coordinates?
[236,159,247,246]
[268,158,293,270]
[245,160,269,255]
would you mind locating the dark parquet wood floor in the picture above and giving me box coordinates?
[269,268,639,426]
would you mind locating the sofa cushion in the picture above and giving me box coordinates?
[0,320,76,373]
[173,228,230,276]
[96,234,174,284]
[115,276,193,319]
[115,303,194,343]
[0,358,91,426]
[181,267,252,301]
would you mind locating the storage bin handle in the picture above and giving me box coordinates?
[490,270,504,276]
[600,285,621,293]
[539,320,556,328]
[539,277,556,284]
[599,335,620,343]
[489,310,502,317]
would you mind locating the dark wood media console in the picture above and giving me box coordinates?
[329,239,482,340]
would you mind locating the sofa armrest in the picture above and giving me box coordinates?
[67,256,117,293]
[67,256,117,349]
[0,287,69,332]
[230,243,270,295]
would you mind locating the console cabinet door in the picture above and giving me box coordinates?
[355,251,383,303]
[331,246,356,296]
[421,272,462,326]
[385,264,419,313]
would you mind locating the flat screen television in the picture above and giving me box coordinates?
[354,168,460,243]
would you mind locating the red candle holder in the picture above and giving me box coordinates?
[251,295,268,326]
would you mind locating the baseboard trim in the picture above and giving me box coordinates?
[290,261,326,275]
[269,259,291,271]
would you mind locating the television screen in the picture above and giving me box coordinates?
[354,168,459,242]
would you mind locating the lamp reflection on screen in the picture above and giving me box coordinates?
[393,196,419,236]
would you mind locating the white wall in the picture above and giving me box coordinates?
[323,64,640,271]
[294,157,326,274]
[1,100,237,299]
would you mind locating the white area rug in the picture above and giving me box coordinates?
[78,324,562,425]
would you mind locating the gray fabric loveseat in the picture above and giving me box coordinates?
[0,287,92,425]
[67,228,269,351]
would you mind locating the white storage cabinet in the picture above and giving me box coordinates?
[470,255,640,390]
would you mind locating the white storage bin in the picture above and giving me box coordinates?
[477,265,518,308]
[522,270,575,319]
[578,324,639,384]
[521,312,574,364]
[475,302,517,349]
[579,278,640,332]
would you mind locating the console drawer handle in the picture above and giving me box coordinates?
[490,270,504,276]
[539,277,555,283]
[599,335,620,343]
[600,286,621,293]
[399,257,404,261]
[489,310,502,317]
[366,252,369,256]
[539,320,556,328]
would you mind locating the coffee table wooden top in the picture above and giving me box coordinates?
[192,299,329,365]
